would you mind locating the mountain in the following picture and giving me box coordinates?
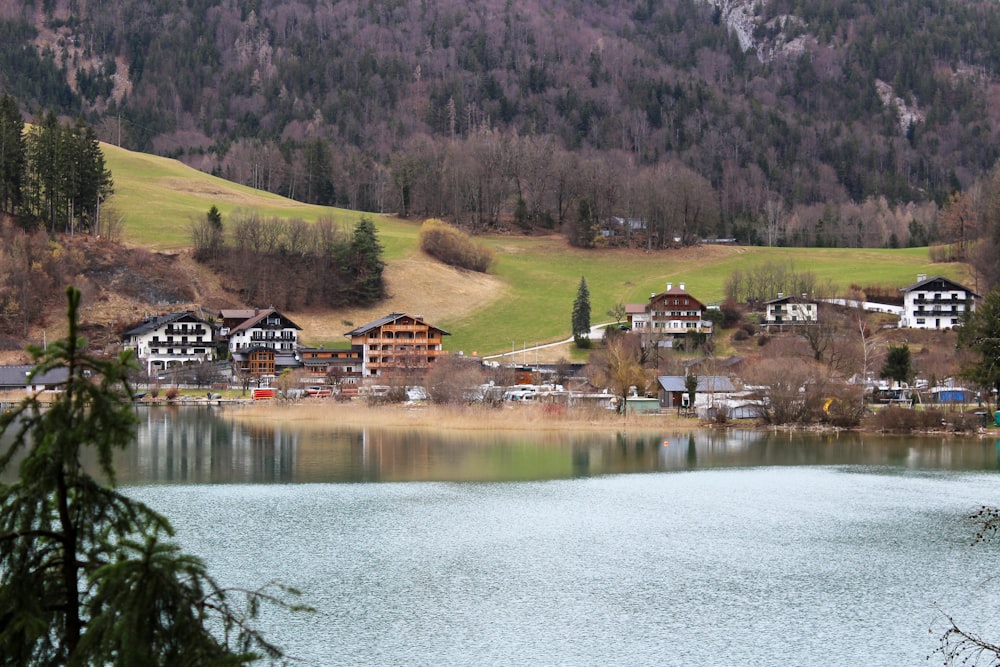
[2,0,1000,247]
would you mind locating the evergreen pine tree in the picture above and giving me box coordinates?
[348,216,386,305]
[0,286,307,666]
[879,344,913,387]
[572,276,591,347]
[75,119,113,233]
[0,95,25,216]
[25,110,61,230]
[958,286,1000,408]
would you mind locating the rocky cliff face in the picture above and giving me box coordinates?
[701,0,811,62]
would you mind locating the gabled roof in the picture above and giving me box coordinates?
[763,294,815,305]
[683,356,745,371]
[0,365,70,388]
[649,283,705,306]
[227,308,302,335]
[657,375,736,393]
[899,275,980,297]
[123,311,207,337]
[625,303,648,315]
[345,313,450,337]
[219,309,258,320]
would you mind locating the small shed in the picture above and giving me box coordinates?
[930,387,973,404]
[0,365,69,393]
[625,396,661,414]
[657,375,736,409]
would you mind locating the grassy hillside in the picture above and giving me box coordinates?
[102,143,969,357]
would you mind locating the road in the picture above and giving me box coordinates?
[482,322,615,361]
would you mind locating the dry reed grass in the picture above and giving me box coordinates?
[222,401,698,433]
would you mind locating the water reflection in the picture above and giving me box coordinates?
[105,406,1000,484]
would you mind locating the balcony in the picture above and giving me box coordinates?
[250,333,296,342]
[164,326,207,336]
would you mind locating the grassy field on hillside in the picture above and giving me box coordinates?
[101,142,968,356]
[102,144,419,258]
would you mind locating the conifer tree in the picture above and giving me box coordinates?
[0,286,306,666]
[879,344,913,387]
[572,276,591,347]
[0,95,25,216]
[348,216,386,304]
[958,285,1000,409]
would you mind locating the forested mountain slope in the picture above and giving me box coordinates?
[3,0,1000,247]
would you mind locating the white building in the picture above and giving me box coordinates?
[898,275,979,330]
[762,293,818,328]
[226,308,302,355]
[122,312,216,375]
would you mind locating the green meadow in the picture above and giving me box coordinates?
[102,143,966,356]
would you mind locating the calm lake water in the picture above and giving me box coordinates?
[67,408,1000,664]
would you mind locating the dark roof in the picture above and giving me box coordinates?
[899,275,980,298]
[123,311,206,337]
[683,356,745,371]
[763,294,814,305]
[0,365,70,388]
[228,308,302,335]
[345,313,450,337]
[657,375,736,393]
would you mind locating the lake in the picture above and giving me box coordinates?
[115,408,1000,664]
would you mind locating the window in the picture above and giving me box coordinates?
[916,318,925,325]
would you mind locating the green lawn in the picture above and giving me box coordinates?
[102,143,417,259]
[440,240,961,355]
[101,142,966,356]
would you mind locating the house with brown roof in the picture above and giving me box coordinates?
[345,313,449,378]
[626,282,713,344]
[225,308,303,380]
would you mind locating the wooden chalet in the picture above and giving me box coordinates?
[345,313,449,378]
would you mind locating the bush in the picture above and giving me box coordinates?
[419,218,494,272]
[720,298,743,328]
[867,406,948,432]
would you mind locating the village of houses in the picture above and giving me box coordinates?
[0,274,981,420]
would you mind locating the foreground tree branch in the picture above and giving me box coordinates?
[0,286,311,666]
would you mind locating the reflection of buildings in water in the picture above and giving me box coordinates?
[655,429,1000,471]
[118,408,1000,484]
[129,407,299,483]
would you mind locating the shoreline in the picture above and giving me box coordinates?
[220,400,703,433]
[216,399,997,437]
